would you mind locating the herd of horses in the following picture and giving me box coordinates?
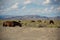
[3,20,54,27]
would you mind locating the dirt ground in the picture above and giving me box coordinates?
[0,26,60,40]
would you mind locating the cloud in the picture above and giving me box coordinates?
[0,2,19,14]
[10,3,18,9]
[24,0,32,5]
[6,2,19,11]
[37,6,55,13]
[54,0,60,3]
[22,6,26,10]
[44,0,60,5]
[56,6,60,12]
[57,7,60,10]
[5,3,19,11]
[43,0,50,4]
[35,10,42,12]
[48,6,54,12]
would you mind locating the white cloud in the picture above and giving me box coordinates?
[27,8,50,13]
[55,6,60,13]
[40,7,54,13]
[22,6,26,10]
[36,10,42,12]
[41,8,49,13]
[11,3,18,9]
[50,6,54,10]
[24,0,32,5]
[44,8,48,11]
[0,3,19,14]
[49,6,54,12]
[5,3,19,11]
[57,7,60,10]
[43,0,50,5]
[54,0,56,1]
[7,3,19,10]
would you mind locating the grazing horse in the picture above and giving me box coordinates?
[31,20,35,22]
[3,21,22,27]
[18,20,21,22]
[49,20,54,24]
[12,21,22,27]
[3,21,13,27]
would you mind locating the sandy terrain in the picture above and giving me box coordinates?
[0,26,60,40]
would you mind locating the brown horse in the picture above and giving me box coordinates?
[12,21,22,27]
[49,20,54,24]
[31,20,35,22]
[3,21,13,27]
[3,21,22,27]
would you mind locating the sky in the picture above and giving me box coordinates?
[0,0,60,17]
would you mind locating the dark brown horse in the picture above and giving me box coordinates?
[49,20,54,24]
[3,21,22,27]
[31,20,35,22]
[12,21,22,27]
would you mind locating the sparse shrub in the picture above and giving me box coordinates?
[58,26,60,28]
[37,20,42,22]
[38,25,44,28]
[44,20,46,23]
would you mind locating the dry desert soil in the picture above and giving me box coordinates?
[0,26,60,40]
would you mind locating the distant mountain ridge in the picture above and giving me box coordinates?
[0,15,60,20]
